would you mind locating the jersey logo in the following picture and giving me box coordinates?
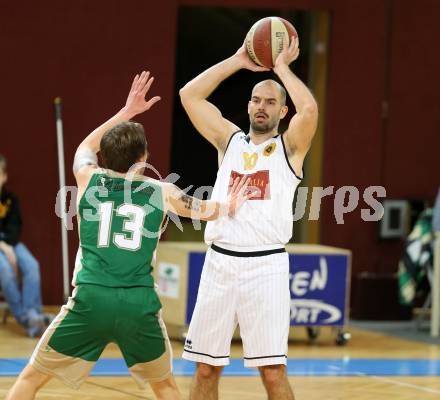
[229,170,270,200]
[243,152,258,170]
[263,142,276,157]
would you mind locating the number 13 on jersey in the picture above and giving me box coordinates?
[97,202,146,251]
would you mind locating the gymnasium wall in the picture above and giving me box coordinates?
[320,0,440,276]
[0,1,179,303]
[0,0,438,306]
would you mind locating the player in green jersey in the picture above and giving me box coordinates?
[6,71,250,400]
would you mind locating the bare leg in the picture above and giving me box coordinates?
[259,365,294,400]
[150,375,181,400]
[6,363,52,400]
[190,363,223,400]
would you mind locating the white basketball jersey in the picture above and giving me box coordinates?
[205,130,302,250]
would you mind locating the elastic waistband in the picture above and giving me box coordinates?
[211,244,286,258]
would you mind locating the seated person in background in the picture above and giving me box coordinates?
[0,154,50,337]
[433,188,440,233]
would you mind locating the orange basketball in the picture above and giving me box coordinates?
[245,17,298,68]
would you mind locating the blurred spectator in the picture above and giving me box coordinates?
[398,208,433,307]
[0,154,50,337]
[433,188,440,233]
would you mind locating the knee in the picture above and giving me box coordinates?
[15,244,40,273]
[27,262,41,282]
[0,260,15,281]
[21,363,50,389]
[196,363,222,381]
[259,365,286,387]
[20,257,40,280]
[150,376,181,400]
[0,252,10,270]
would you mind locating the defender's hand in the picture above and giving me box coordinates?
[123,71,161,117]
[274,36,300,72]
[227,176,255,217]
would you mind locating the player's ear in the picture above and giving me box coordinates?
[247,101,252,115]
[280,105,288,119]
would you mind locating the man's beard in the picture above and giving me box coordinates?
[250,116,278,134]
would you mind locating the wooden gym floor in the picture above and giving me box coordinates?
[1,316,440,399]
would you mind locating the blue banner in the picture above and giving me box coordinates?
[186,252,349,327]
[289,254,349,326]
[186,252,206,324]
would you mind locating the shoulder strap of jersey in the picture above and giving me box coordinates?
[224,129,244,153]
[279,134,304,181]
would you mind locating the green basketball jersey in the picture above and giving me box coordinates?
[74,172,164,288]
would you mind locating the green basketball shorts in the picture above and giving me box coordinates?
[30,284,172,389]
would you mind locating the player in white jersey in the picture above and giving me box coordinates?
[179,36,318,400]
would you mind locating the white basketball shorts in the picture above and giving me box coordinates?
[182,245,290,368]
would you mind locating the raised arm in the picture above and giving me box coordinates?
[179,42,269,154]
[73,71,161,187]
[273,37,318,173]
[163,176,251,221]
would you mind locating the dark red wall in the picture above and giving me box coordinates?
[0,1,178,303]
[1,0,439,304]
[319,0,389,275]
[321,0,440,274]
[384,0,440,199]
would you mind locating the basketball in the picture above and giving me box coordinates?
[245,16,298,68]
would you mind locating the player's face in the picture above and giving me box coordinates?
[248,85,287,134]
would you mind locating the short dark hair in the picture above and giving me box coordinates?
[253,80,287,106]
[278,84,287,106]
[0,154,6,173]
[100,122,147,173]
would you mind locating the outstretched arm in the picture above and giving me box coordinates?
[179,42,269,154]
[273,37,318,174]
[164,176,251,221]
[73,71,161,185]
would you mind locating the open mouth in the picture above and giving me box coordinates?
[255,113,268,121]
